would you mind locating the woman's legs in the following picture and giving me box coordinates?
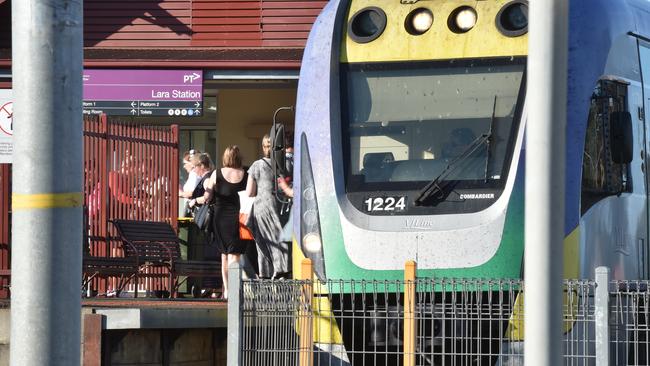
[222,254,241,299]
[228,254,241,265]
[220,253,228,297]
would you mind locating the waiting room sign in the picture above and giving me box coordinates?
[82,70,203,117]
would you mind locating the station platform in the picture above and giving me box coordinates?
[0,298,229,366]
[83,298,228,329]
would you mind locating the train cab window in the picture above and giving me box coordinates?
[581,79,630,214]
[340,57,526,214]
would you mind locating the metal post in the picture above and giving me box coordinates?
[524,0,568,365]
[403,261,416,366]
[10,0,83,364]
[227,262,242,366]
[594,267,610,366]
[299,258,314,366]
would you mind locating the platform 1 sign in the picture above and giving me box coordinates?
[0,89,12,163]
[82,70,203,117]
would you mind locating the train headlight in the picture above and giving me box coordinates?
[299,133,326,280]
[303,233,322,253]
[303,186,316,201]
[448,6,477,33]
[348,7,387,43]
[303,209,318,226]
[496,0,528,37]
[405,8,433,35]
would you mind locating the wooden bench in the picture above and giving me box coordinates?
[110,219,222,298]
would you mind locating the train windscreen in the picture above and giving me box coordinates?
[341,58,525,199]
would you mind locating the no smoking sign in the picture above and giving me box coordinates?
[0,102,12,136]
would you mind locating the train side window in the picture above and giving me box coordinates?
[581,79,630,215]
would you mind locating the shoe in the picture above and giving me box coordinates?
[212,292,227,300]
[200,288,214,298]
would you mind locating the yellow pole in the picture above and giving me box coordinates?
[404,260,417,366]
[299,258,314,366]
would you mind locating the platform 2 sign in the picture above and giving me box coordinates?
[0,89,12,164]
[82,70,203,117]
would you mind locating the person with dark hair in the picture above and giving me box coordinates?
[284,130,294,181]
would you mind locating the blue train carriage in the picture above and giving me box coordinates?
[288,0,650,363]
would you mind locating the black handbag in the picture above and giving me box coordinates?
[193,203,213,232]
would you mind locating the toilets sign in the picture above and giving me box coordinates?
[83,70,203,116]
[0,89,11,164]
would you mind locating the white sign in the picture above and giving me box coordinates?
[0,89,11,164]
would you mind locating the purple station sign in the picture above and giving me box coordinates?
[82,70,203,117]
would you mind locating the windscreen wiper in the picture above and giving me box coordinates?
[414,132,491,206]
[484,95,497,182]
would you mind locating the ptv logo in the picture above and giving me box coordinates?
[183,72,201,84]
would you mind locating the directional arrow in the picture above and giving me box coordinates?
[131,101,137,108]
[194,109,201,115]
[194,101,200,108]
[130,109,137,115]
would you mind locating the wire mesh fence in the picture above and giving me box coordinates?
[562,279,597,366]
[240,279,304,365]
[611,280,650,365]
[229,265,650,366]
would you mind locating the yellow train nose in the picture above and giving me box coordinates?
[342,0,528,63]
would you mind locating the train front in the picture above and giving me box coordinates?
[293,0,529,363]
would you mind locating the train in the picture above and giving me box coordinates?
[276,0,650,363]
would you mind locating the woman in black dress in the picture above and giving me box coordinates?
[199,146,247,298]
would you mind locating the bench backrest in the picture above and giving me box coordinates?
[111,219,182,261]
